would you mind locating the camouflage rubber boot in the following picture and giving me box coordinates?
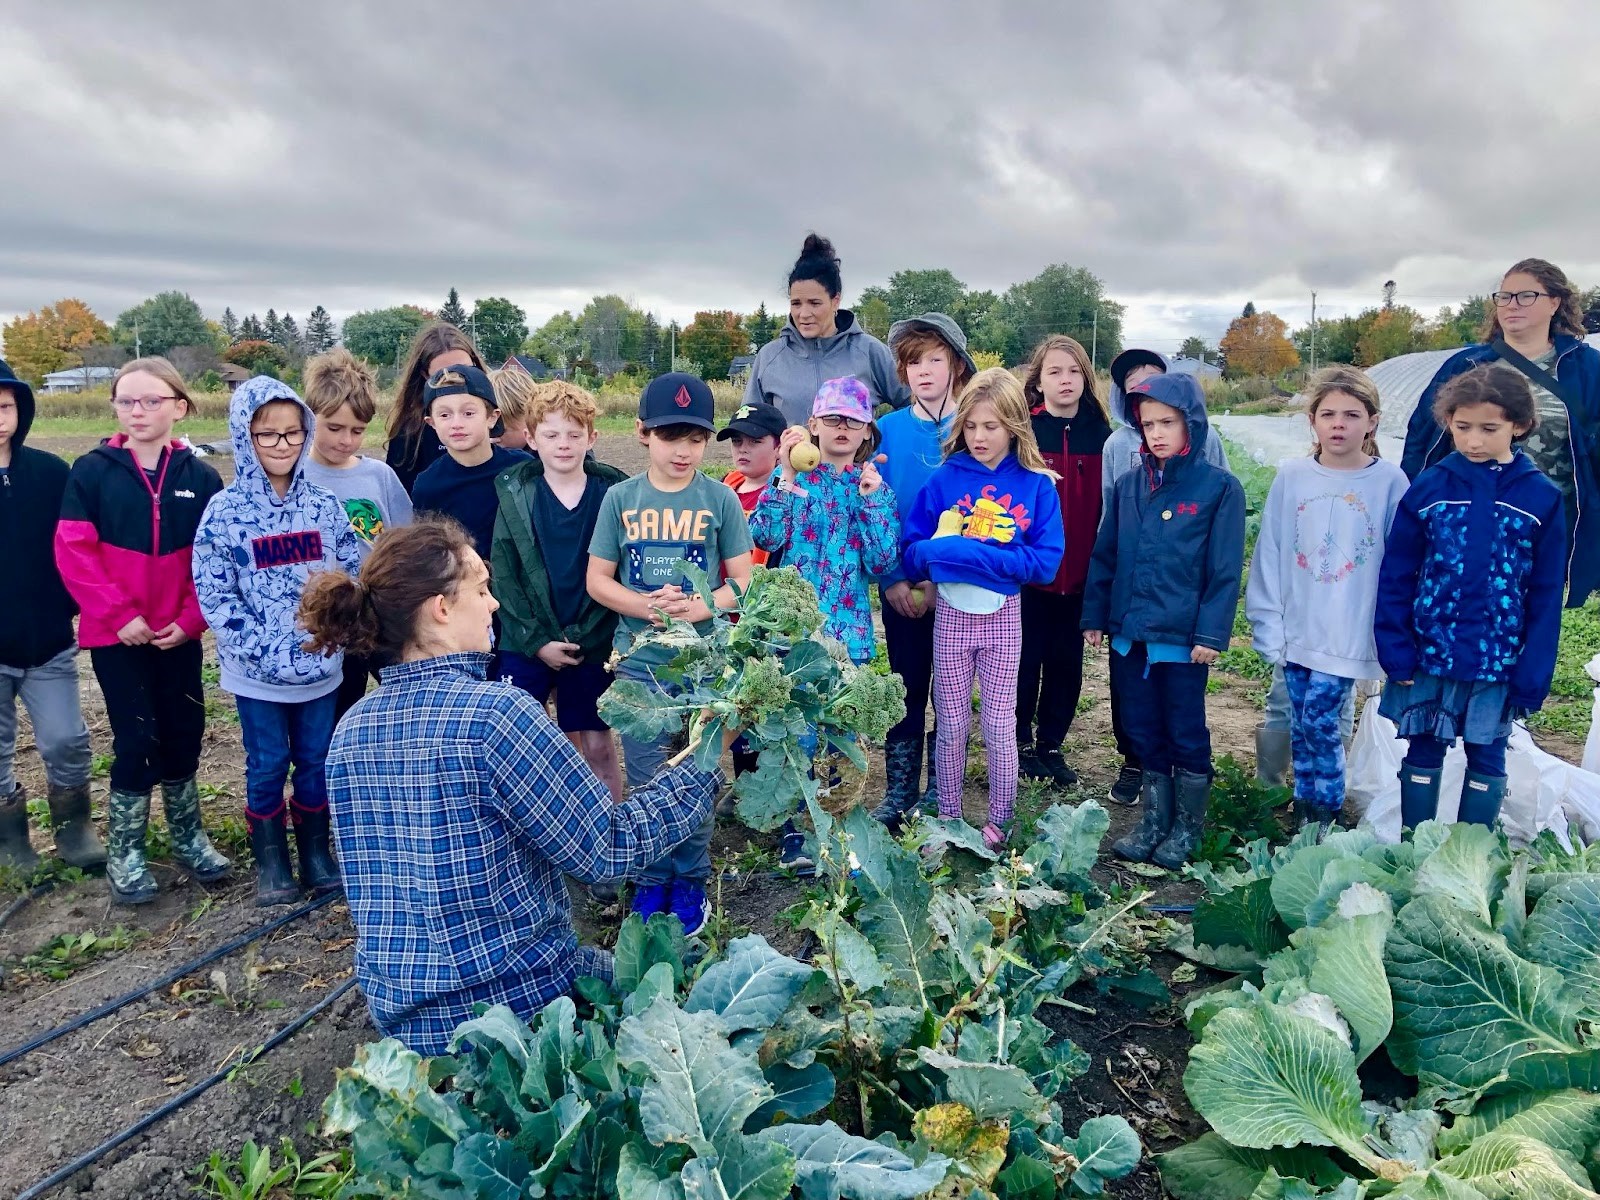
[106,788,159,904]
[47,782,107,870]
[161,776,232,882]
[0,782,40,872]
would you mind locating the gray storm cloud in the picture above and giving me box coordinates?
[2,0,1597,346]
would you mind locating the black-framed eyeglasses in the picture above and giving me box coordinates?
[251,429,307,448]
[111,395,177,412]
[816,414,867,429]
[1492,290,1554,308]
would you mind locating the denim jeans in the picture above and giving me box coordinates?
[614,659,712,885]
[0,646,93,793]
[1108,643,1212,776]
[236,692,339,820]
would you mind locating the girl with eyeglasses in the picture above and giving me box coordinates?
[192,376,363,906]
[55,357,230,904]
[1401,258,1600,608]
[749,376,899,870]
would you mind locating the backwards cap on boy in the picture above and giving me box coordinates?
[424,365,497,412]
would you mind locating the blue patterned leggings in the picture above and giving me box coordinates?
[1283,664,1356,816]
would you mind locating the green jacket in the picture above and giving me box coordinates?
[491,457,629,663]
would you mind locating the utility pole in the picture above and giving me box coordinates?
[670,323,676,367]
[1090,306,1099,367]
[1309,291,1317,373]
[135,321,141,358]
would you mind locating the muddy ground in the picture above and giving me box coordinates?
[0,431,1586,1198]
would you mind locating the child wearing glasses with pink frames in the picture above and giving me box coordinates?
[750,376,899,665]
[192,376,361,908]
[55,357,229,904]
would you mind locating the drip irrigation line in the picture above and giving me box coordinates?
[15,977,358,1200]
[0,880,59,928]
[1147,904,1197,914]
[0,891,338,1070]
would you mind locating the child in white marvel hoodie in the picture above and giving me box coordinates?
[1246,366,1408,833]
[193,376,362,905]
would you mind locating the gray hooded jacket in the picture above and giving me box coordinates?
[744,310,911,425]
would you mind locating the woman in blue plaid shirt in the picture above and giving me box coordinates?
[300,517,731,1054]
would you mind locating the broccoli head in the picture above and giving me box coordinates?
[734,565,824,645]
[730,654,794,726]
[822,664,908,743]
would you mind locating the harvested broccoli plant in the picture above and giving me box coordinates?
[598,565,907,831]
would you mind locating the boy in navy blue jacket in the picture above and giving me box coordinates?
[412,366,532,558]
[1082,373,1246,868]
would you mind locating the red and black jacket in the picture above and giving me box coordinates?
[1029,401,1111,596]
[55,437,223,648]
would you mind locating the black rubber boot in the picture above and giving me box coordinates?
[921,731,939,811]
[0,783,40,873]
[871,737,924,831]
[249,811,300,907]
[1457,771,1507,829]
[1112,771,1174,863]
[1295,799,1335,840]
[1035,747,1078,788]
[290,802,341,896]
[47,782,106,870]
[1153,769,1212,869]
[1398,763,1442,830]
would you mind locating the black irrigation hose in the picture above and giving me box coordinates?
[15,977,359,1200]
[0,880,59,928]
[0,891,338,1069]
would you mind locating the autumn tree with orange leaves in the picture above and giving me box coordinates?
[1,299,110,385]
[1219,307,1300,379]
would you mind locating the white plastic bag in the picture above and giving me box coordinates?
[1581,652,1600,775]
[1348,700,1600,846]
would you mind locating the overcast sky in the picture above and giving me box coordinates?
[4,0,1598,352]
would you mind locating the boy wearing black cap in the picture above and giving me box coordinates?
[587,373,754,935]
[412,365,532,558]
[718,401,787,569]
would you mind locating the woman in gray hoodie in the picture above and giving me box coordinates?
[744,234,911,424]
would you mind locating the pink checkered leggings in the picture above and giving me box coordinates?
[932,593,1022,828]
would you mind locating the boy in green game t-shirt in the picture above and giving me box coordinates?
[586,373,752,936]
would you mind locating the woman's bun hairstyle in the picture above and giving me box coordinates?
[788,233,843,298]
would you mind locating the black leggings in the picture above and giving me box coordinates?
[1016,589,1085,751]
[90,641,205,792]
[880,591,935,743]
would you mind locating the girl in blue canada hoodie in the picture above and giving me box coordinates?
[193,376,362,905]
[901,368,1063,850]
[1375,364,1566,831]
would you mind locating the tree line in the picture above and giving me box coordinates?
[9,269,1595,393]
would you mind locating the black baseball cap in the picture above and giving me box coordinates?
[425,364,498,413]
[639,372,716,431]
[1109,348,1167,392]
[716,401,787,442]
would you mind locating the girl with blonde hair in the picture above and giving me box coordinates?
[900,368,1065,849]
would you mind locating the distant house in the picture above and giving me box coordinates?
[728,354,756,385]
[218,363,251,392]
[1167,355,1222,381]
[503,354,565,381]
[41,365,118,393]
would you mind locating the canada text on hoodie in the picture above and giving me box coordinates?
[56,433,223,651]
[4,376,79,668]
[900,453,1064,594]
[1081,373,1247,651]
[192,377,362,702]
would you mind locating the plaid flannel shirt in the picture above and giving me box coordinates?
[327,651,719,1055]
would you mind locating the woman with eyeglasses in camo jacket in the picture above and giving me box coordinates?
[1401,258,1600,607]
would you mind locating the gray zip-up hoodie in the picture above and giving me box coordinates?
[744,310,911,425]
[1102,365,1231,499]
